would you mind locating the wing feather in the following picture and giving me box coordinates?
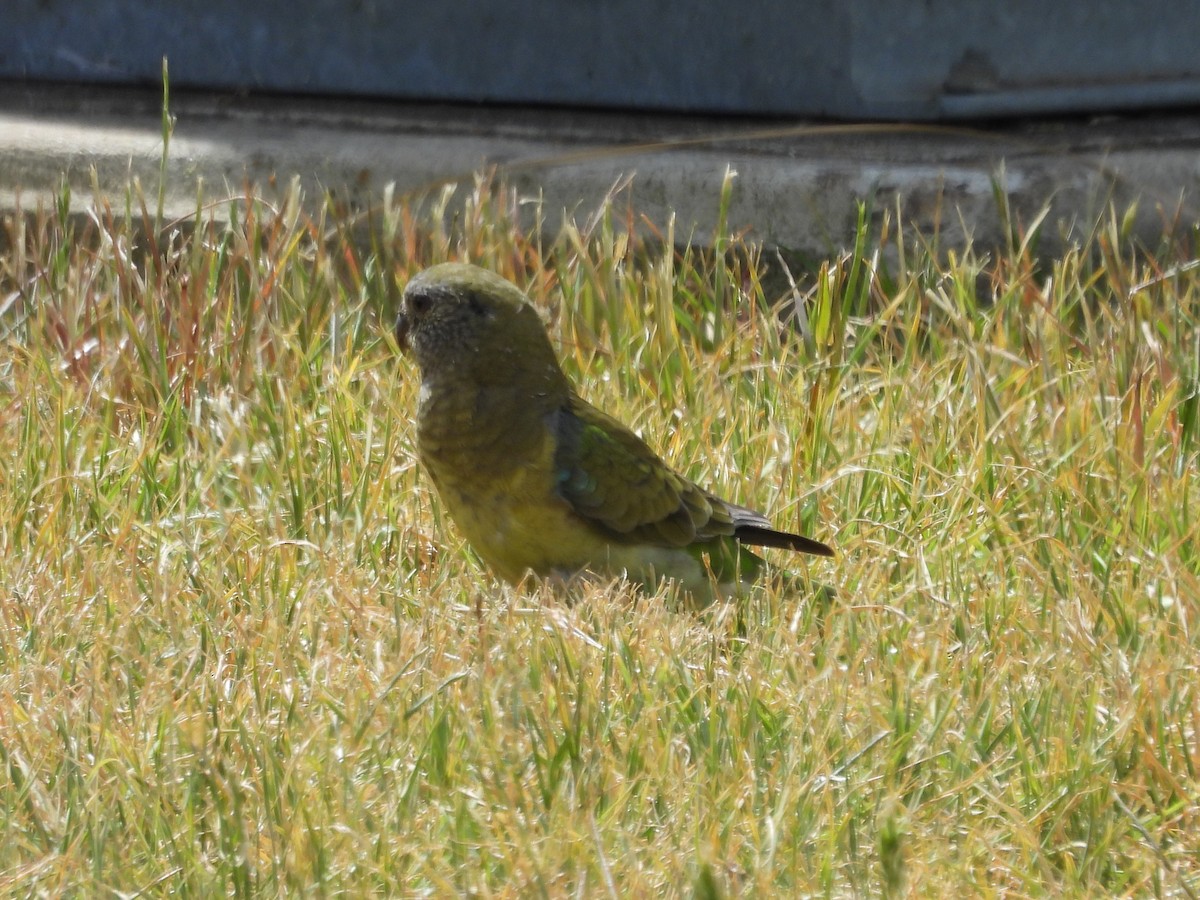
[551,394,833,557]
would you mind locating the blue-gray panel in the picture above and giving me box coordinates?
[850,1,1200,117]
[2,0,1198,119]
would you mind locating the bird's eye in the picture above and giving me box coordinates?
[408,293,431,315]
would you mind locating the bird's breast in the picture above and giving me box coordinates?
[416,376,556,478]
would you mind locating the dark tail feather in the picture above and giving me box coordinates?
[735,525,834,557]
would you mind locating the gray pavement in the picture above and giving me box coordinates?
[3,82,1199,259]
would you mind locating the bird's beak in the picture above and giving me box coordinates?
[395,312,410,351]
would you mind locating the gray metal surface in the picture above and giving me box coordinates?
[3,0,1199,119]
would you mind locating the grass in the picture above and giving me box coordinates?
[1,170,1198,897]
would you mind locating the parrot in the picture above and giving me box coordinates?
[394,262,833,605]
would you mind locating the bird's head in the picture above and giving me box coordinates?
[396,262,565,388]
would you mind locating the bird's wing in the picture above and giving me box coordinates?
[551,395,737,548]
[552,395,835,558]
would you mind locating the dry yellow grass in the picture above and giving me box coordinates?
[0,174,1197,896]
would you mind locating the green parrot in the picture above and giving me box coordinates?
[394,262,833,604]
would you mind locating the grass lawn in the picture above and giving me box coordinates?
[1,173,1197,897]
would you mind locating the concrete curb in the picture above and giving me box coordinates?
[3,83,1200,259]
